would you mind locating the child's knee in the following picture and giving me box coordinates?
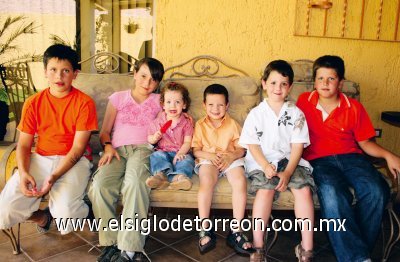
[230,176,247,191]
[50,201,88,221]
[256,188,275,198]
[292,186,312,197]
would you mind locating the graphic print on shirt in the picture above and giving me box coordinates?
[119,100,159,126]
[294,113,306,131]
[255,126,263,141]
[278,111,292,127]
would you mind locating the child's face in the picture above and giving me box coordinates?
[163,90,186,118]
[314,67,343,99]
[134,64,159,96]
[262,71,291,102]
[45,58,78,95]
[203,94,228,121]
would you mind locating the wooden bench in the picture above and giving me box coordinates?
[1,54,399,260]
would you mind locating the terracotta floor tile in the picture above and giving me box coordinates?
[219,253,250,262]
[20,228,87,261]
[148,246,197,261]
[0,242,30,261]
[72,225,99,244]
[40,244,100,262]
[146,235,168,254]
[150,226,196,245]
[0,222,40,245]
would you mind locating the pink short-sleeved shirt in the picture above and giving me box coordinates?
[148,112,193,152]
[109,90,161,147]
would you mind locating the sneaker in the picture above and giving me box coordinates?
[169,174,192,190]
[145,173,169,189]
[295,243,313,262]
[36,208,52,233]
[97,245,120,262]
[250,248,267,262]
[111,251,133,262]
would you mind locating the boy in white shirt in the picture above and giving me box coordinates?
[239,60,315,262]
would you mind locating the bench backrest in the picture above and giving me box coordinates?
[73,56,360,153]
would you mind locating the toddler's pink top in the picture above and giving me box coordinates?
[109,90,161,147]
[148,112,193,152]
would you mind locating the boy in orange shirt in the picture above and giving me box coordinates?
[0,44,97,234]
[192,84,254,255]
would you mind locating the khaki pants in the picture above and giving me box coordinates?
[0,154,91,234]
[88,144,152,252]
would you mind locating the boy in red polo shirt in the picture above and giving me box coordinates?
[297,55,400,262]
[0,44,97,234]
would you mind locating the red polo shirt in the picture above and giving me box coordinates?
[296,91,375,161]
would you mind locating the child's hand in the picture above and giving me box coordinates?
[209,153,221,166]
[386,153,400,178]
[173,153,187,165]
[19,172,38,197]
[275,171,291,192]
[35,175,56,196]
[149,131,163,144]
[263,163,277,179]
[216,152,234,171]
[99,146,121,166]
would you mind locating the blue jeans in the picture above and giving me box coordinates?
[310,153,390,262]
[149,151,195,181]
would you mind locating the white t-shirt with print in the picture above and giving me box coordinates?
[239,99,312,173]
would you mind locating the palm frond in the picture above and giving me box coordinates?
[49,34,71,46]
[3,53,42,65]
[49,34,78,50]
[0,16,39,56]
[0,16,25,37]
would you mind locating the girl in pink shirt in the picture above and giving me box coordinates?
[146,82,195,190]
[88,58,164,261]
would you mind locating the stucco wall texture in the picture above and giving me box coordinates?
[155,0,400,155]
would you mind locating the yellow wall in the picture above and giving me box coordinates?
[155,0,400,155]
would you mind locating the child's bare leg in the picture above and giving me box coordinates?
[226,167,247,224]
[292,187,314,251]
[29,209,49,227]
[226,167,253,249]
[198,164,219,245]
[252,189,275,249]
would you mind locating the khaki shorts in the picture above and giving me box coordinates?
[248,158,315,196]
[194,158,245,177]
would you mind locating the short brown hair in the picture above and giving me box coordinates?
[160,82,191,112]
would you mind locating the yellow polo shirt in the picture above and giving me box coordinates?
[192,113,243,162]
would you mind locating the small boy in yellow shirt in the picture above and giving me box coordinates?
[192,84,254,255]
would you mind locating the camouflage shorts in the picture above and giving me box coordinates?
[248,158,315,196]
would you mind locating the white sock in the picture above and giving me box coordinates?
[125,251,135,259]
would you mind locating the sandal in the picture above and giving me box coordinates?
[36,207,52,233]
[198,229,216,254]
[146,172,169,189]
[295,243,313,262]
[250,248,267,262]
[227,231,255,254]
[169,174,192,190]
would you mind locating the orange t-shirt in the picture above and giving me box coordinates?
[18,87,98,156]
[191,113,242,162]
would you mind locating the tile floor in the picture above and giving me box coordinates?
[1,208,400,262]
